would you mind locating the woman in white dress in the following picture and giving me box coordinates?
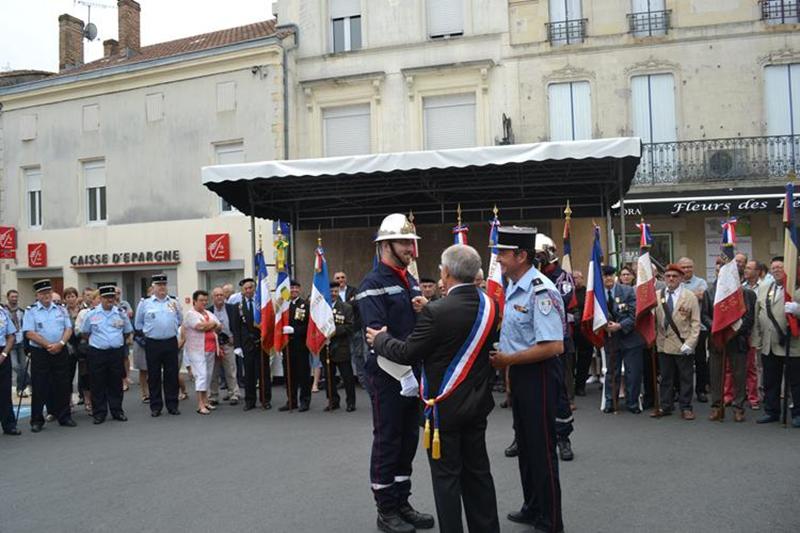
[182,290,221,415]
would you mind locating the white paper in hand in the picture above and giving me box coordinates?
[399,370,419,397]
[377,355,412,382]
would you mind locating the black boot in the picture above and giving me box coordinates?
[557,438,574,461]
[398,503,434,529]
[504,438,518,457]
[377,510,415,533]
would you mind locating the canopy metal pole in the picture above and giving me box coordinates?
[248,185,257,277]
[604,190,614,266]
[618,161,627,266]
[289,207,298,278]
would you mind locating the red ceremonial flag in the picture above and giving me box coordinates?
[306,244,336,355]
[783,183,800,337]
[580,226,609,348]
[635,221,657,347]
[711,218,746,348]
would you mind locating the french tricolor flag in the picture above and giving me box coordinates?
[486,214,505,317]
[581,225,608,347]
[711,218,746,348]
[453,224,469,245]
[306,245,336,356]
[783,184,799,337]
[635,221,657,347]
[271,270,291,352]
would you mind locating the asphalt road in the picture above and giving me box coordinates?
[2,378,799,533]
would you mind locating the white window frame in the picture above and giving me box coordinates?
[322,103,371,157]
[83,159,107,226]
[25,167,42,229]
[547,81,592,141]
[214,141,245,214]
[330,0,362,53]
[422,92,477,151]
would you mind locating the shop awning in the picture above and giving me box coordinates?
[201,137,642,230]
[613,185,792,217]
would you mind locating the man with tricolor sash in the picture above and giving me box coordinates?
[489,226,566,533]
[367,244,500,533]
[357,213,434,533]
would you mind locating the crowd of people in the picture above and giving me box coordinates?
[1,214,798,533]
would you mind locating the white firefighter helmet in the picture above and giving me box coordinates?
[374,213,421,242]
[535,233,559,264]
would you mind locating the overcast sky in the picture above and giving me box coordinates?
[0,0,274,72]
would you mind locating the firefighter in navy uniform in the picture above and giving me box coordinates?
[357,213,435,533]
[534,233,576,461]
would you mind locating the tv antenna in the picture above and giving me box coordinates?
[74,0,116,42]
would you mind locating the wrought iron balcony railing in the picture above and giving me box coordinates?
[761,0,799,24]
[627,10,671,36]
[545,19,587,45]
[633,135,800,186]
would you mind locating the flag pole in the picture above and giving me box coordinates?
[640,217,661,417]
[276,223,293,411]
[258,231,267,408]
[783,174,797,427]
[318,229,334,413]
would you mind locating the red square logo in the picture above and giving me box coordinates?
[0,226,15,259]
[28,242,47,268]
[206,234,230,262]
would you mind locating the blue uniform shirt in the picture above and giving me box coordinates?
[83,305,133,349]
[499,265,566,355]
[134,295,182,340]
[22,301,72,348]
[0,308,18,349]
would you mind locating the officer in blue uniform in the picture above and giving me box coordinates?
[134,274,182,417]
[357,213,434,533]
[81,284,134,424]
[490,227,566,533]
[0,305,21,435]
[22,279,76,432]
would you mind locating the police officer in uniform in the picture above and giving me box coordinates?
[232,277,270,410]
[81,284,133,424]
[490,227,565,533]
[1,305,21,435]
[280,279,310,412]
[22,279,76,432]
[357,213,435,533]
[134,274,182,417]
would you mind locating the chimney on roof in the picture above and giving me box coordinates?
[58,14,84,72]
[118,0,141,55]
[103,39,120,57]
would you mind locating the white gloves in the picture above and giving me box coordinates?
[234,348,243,358]
[680,343,693,356]
[283,326,295,335]
[399,370,419,397]
[785,301,800,316]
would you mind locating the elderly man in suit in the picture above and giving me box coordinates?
[653,263,701,419]
[208,286,240,406]
[751,256,800,427]
[367,244,501,533]
[601,265,645,414]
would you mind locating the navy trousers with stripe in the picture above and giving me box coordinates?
[510,358,563,533]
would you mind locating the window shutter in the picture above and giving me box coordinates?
[548,83,573,141]
[428,0,464,37]
[549,0,567,22]
[648,74,677,143]
[331,0,360,19]
[423,93,476,150]
[323,104,371,157]
[84,161,106,189]
[215,143,245,165]
[571,81,592,140]
[765,64,800,136]
[25,168,42,192]
[566,0,582,19]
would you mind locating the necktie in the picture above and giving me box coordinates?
[667,290,675,314]
[247,298,253,319]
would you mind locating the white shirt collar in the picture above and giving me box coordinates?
[446,282,473,295]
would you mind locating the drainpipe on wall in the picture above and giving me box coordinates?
[276,23,299,274]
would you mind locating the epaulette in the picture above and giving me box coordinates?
[533,277,547,293]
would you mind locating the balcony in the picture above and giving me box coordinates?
[545,19,587,45]
[627,10,671,37]
[761,0,799,24]
[633,135,800,186]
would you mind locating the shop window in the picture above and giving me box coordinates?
[548,81,592,141]
[423,93,476,150]
[331,0,361,53]
[618,232,673,268]
[323,104,371,157]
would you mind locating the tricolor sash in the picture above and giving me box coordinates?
[420,290,496,459]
